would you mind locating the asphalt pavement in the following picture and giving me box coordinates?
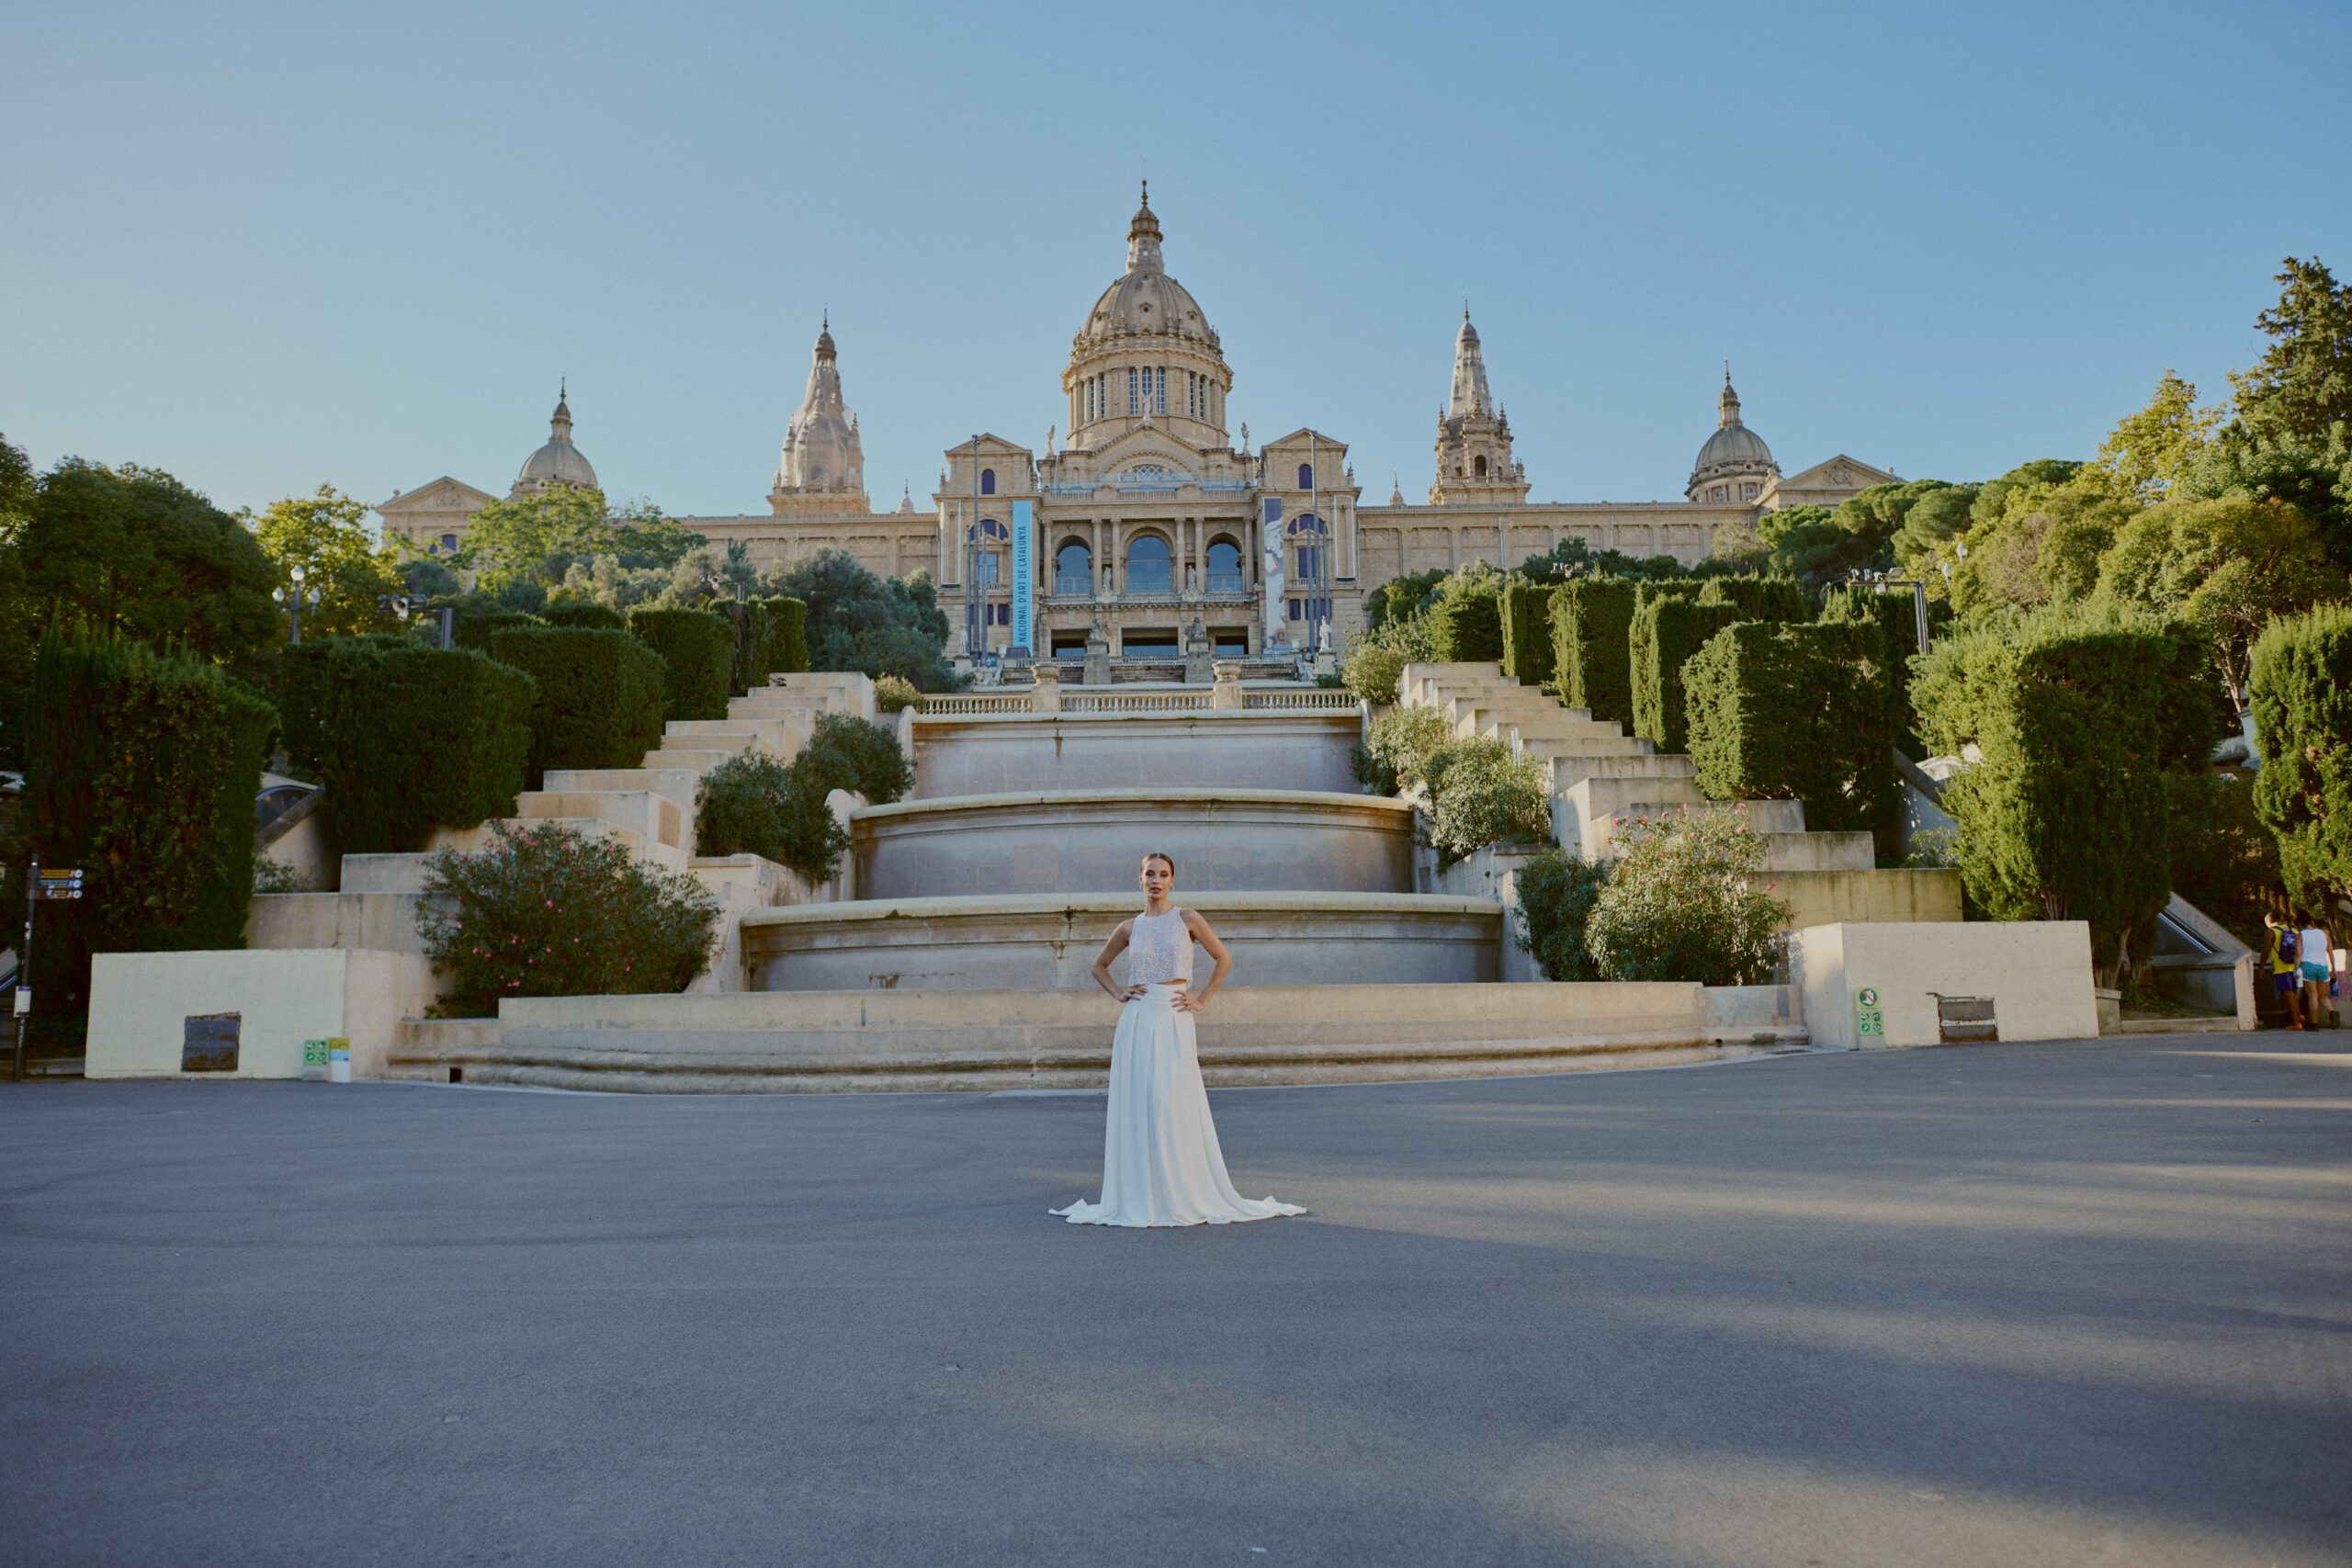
[2,1033,2346,1567]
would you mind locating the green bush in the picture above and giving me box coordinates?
[628,607,735,722]
[1423,566,1506,662]
[1355,705,1454,795]
[1585,805,1791,984]
[539,602,626,630]
[19,627,277,1046]
[281,636,535,855]
[2249,604,2352,908]
[487,626,669,783]
[874,674,924,714]
[450,605,547,650]
[1499,579,1561,689]
[1696,573,1811,624]
[1630,597,1742,752]
[1425,736,1553,869]
[1683,620,1900,840]
[416,820,719,1017]
[1515,849,1610,981]
[694,750,851,883]
[1914,610,2231,978]
[1820,584,1932,757]
[793,712,914,806]
[1341,615,1435,706]
[1550,578,1637,725]
[755,596,810,677]
[1365,568,1449,631]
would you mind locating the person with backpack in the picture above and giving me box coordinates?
[2265,912,2306,1030]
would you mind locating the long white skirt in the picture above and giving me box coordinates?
[1051,986,1306,1228]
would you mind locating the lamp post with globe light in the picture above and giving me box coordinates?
[273,564,321,644]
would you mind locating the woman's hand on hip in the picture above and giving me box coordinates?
[1172,991,1206,1014]
[1120,985,1148,1001]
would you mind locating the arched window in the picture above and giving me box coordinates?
[979,468,996,496]
[1055,540,1091,596]
[1473,455,1487,479]
[1297,462,1314,490]
[1125,534,1173,594]
[1204,537,1243,593]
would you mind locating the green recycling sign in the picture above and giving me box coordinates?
[1855,987,1884,1038]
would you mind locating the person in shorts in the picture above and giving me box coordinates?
[2299,915,2336,1029]
[2265,912,2305,1030]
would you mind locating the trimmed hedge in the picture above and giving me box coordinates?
[1820,583,1928,758]
[450,605,547,650]
[1424,569,1505,662]
[694,750,850,883]
[20,628,277,1043]
[282,637,536,854]
[1696,573,1811,624]
[1549,579,1637,725]
[2249,604,2352,908]
[1913,614,2227,976]
[1631,597,1742,752]
[487,626,669,782]
[628,607,735,721]
[1499,579,1561,689]
[539,602,627,630]
[1683,620,1900,838]
[754,595,810,678]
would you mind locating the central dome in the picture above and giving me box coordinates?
[1075,185,1218,351]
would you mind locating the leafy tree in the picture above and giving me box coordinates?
[1422,563,1506,661]
[1363,567,1448,629]
[763,549,958,691]
[2095,495,2344,713]
[2229,256,2352,447]
[14,457,279,680]
[2247,604,2352,909]
[2089,370,2222,503]
[1949,470,2132,615]
[2180,425,2352,573]
[456,489,705,600]
[249,485,404,638]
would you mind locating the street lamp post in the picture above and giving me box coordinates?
[274,564,320,643]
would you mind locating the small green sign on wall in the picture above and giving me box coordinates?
[1855,987,1885,1040]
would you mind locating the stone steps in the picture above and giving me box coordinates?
[542,766,701,808]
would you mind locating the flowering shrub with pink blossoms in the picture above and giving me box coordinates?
[1583,804,1791,985]
[417,820,720,1017]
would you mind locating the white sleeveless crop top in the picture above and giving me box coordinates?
[1126,907,1194,984]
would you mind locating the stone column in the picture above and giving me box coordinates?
[1110,518,1124,596]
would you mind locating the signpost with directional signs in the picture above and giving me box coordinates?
[15,858,85,1082]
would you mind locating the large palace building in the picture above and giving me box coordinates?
[380,187,1898,668]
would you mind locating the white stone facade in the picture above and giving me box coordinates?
[379,188,1903,660]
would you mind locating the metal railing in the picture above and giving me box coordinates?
[1204,572,1244,593]
[1053,575,1091,596]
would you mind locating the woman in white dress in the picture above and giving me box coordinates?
[1051,853,1306,1228]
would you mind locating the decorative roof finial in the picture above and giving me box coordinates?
[1140,177,1149,209]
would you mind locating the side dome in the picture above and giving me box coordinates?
[514,388,598,496]
[1074,185,1218,350]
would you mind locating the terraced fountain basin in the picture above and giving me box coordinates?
[851,789,1416,898]
[741,892,1503,991]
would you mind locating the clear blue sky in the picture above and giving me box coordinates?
[5,0,2348,524]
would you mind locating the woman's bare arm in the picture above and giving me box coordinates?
[1091,919,1142,1000]
[1175,908,1232,1012]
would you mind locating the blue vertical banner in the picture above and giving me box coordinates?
[1010,500,1034,656]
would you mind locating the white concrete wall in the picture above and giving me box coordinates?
[86,947,438,1080]
[1791,920,2098,1050]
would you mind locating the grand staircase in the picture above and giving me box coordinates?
[248,672,877,994]
[1398,661,1960,929]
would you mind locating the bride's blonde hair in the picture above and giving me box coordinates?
[1140,852,1177,876]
